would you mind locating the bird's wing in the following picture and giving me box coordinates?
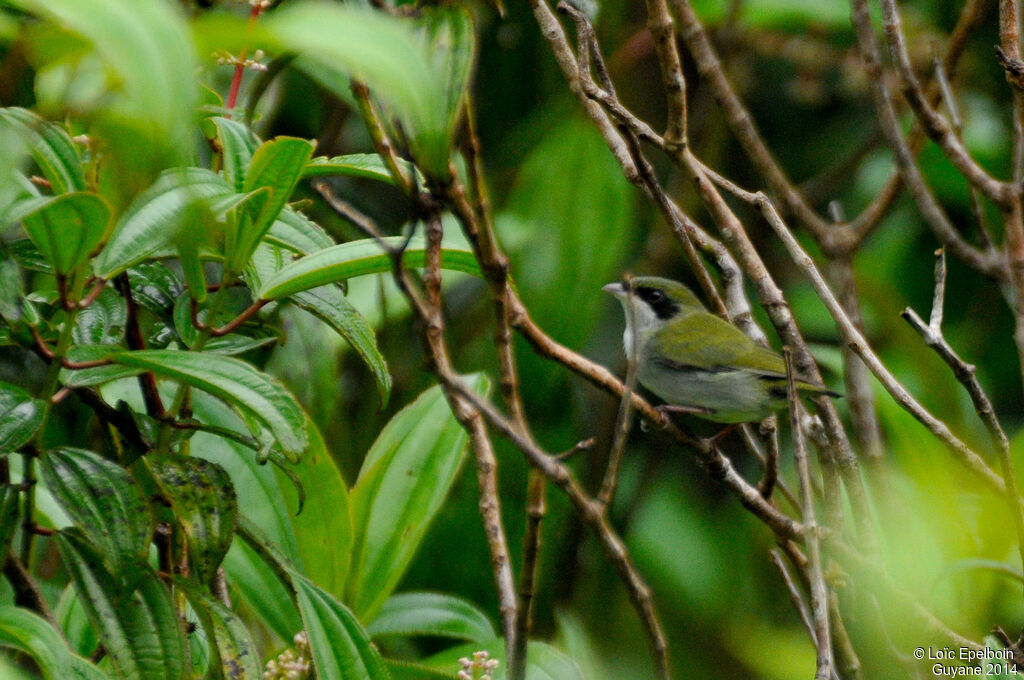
[648,314,787,376]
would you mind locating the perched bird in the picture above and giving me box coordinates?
[604,276,839,424]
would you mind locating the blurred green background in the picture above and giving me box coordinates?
[3,0,1023,677]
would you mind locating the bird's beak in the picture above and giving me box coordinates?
[603,282,626,298]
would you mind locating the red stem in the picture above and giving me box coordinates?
[225,4,263,116]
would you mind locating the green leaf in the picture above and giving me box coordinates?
[56,530,187,680]
[293,285,391,407]
[18,192,110,275]
[7,0,196,167]
[368,592,496,643]
[126,263,184,314]
[0,380,44,451]
[0,107,85,194]
[109,349,309,460]
[266,2,450,176]
[39,447,152,586]
[301,153,405,184]
[258,237,482,301]
[0,254,24,324]
[347,376,489,621]
[211,117,258,192]
[229,137,314,271]
[277,412,353,600]
[0,605,107,680]
[176,579,262,680]
[72,286,125,345]
[59,345,143,389]
[265,206,335,254]
[146,455,238,585]
[95,168,231,279]
[419,7,475,148]
[293,572,393,680]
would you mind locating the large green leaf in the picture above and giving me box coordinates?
[347,376,489,621]
[0,606,107,680]
[419,7,474,150]
[7,0,195,166]
[109,350,308,459]
[368,592,496,643]
[18,192,110,275]
[293,573,393,680]
[258,237,482,301]
[228,137,314,271]
[276,412,353,600]
[176,579,262,680]
[146,455,237,585]
[0,107,85,194]
[39,447,151,585]
[94,168,231,279]
[56,530,187,680]
[0,380,44,451]
[266,2,450,176]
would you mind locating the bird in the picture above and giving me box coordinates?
[604,276,839,424]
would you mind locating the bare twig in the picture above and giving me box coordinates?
[746,189,1008,495]
[900,249,1024,596]
[785,348,833,680]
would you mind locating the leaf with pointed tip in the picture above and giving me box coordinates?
[292,572,393,680]
[109,349,308,460]
[39,447,152,585]
[176,579,261,680]
[347,376,489,621]
[368,592,495,643]
[302,153,406,184]
[95,168,231,279]
[211,116,257,192]
[0,605,107,680]
[0,381,44,451]
[147,455,238,585]
[18,192,110,275]
[0,107,85,194]
[293,285,391,407]
[228,137,314,271]
[258,237,481,301]
[420,7,474,148]
[56,530,187,680]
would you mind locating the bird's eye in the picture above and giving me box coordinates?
[647,289,664,303]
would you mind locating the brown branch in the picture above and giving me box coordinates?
[900,249,1024,598]
[4,552,56,626]
[599,273,638,507]
[641,0,688,148]
[784,348,834,680]
[848,0,1006,280]
[878,0,1012,206]
[116,274,164,418]
[746,187,1009,496]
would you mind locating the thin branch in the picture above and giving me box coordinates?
[848,0,1006,280]
[743,187,1009,496]
[640,0,688,147]
[785,348,834,680]
[769,549,840,680]
[900,249,1024,597]
[599,273,638,507]
[879,0,1012,206]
